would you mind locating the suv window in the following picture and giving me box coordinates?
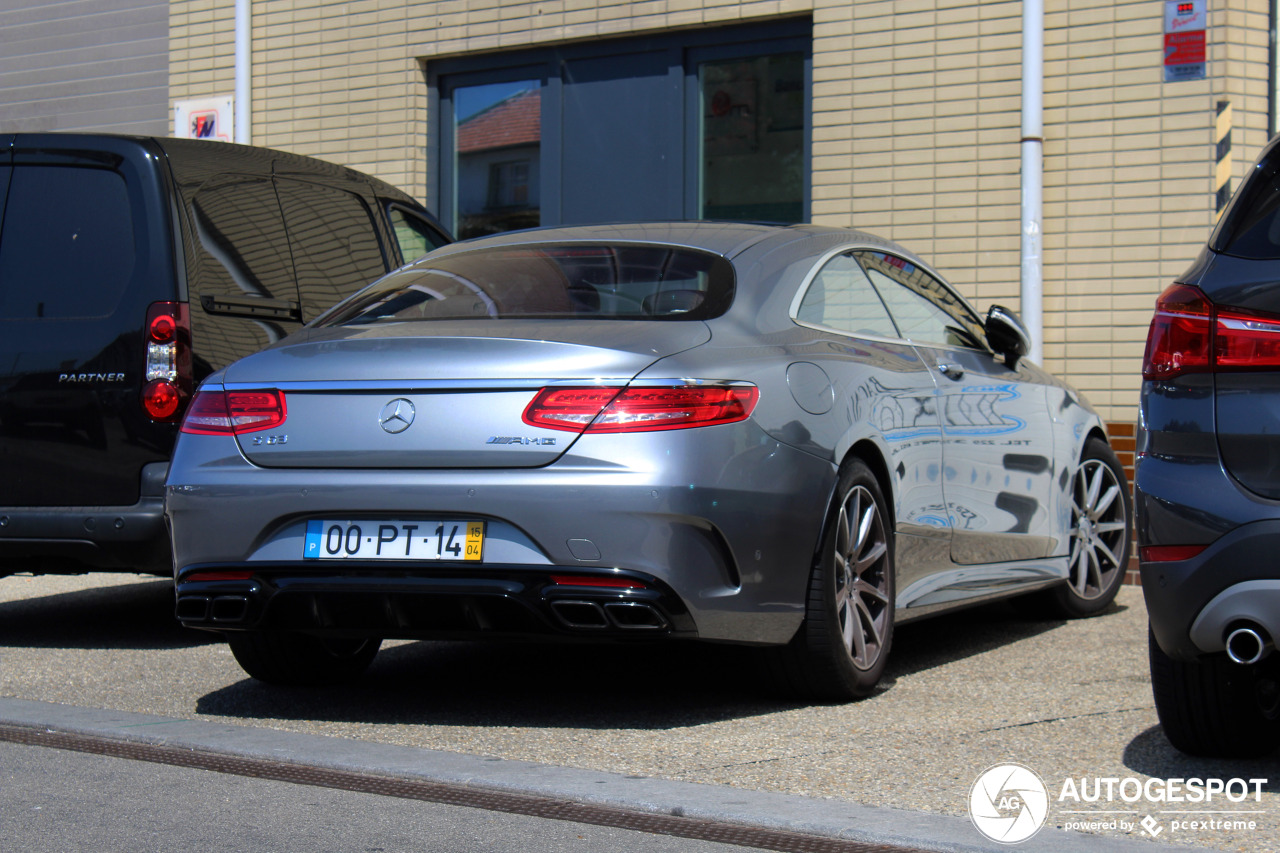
[1212,153,1280,258]
[323,244,735,325]
[0,165,137,319]
[795,252,898,338]
[855,251,986,350]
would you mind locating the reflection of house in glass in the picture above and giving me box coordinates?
[456,88,541,239]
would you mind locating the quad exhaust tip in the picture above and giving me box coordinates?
[1225,624,1274,665]
[549,599,667,631]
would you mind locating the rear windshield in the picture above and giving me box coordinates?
[0,164,138,319]
[1213,152,1280,259]
[320,244,735,325]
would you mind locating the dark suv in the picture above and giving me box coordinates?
[0,133,450,576]
[1138,137,1280,757]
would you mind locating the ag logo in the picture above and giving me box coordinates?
[969,763,1049,844]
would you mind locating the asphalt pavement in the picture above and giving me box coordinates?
[0,573,1275,852]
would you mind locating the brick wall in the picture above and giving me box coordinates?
[168,0,1274,428]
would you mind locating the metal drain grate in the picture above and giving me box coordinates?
[0,722,927,853]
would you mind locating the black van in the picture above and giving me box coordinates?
[0,134,451,575]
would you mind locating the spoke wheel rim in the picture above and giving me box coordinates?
[832,484,891,671]
[1068,458,1127,600]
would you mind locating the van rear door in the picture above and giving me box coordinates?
[0,135,176,508]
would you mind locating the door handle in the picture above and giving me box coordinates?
[937,363,965,380]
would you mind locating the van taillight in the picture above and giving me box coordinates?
[1142,283,1280,379]
[142,301,192,422]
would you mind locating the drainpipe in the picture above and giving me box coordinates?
[234,0,251,144]
[1020,0,1044,365]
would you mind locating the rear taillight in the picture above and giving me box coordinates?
[142,301,192,421]
[522,385,759,433]
[1142,283,1280,379]
[1142,284,1212,380]
[180,389,287,435]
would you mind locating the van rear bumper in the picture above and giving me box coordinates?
[0,496,170,575]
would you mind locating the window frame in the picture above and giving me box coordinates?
[427,19,811,235]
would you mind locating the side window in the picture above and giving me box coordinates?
[0,165,138,319]
[275,179,390,322]
[187,175,297,371]
[855,251,986,350]
[795,253,899,338]
[387,205,450,263]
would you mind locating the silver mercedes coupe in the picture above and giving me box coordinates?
[165,222,1131,697]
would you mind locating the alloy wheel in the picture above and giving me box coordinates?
[833,484,892,670]
[1069,458,1128,599]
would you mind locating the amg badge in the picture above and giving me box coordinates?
[486,436,557,446]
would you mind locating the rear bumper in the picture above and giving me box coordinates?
[0,496,169,574]
[166,423,836,645]
[175,564,697,640]
[1141,519,1280,661]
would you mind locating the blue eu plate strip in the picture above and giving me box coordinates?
[304,520,323,559]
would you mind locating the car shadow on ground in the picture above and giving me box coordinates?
[884,595,1073,683]
[0,577,217,650]
[1124,725,1280,786]
[194,595,1086,730]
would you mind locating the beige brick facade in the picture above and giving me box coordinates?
[169,0,1275,423]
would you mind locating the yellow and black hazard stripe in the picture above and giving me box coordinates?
[1216,99,1232,218]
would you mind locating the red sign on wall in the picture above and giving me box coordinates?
[1164,0,1207,81]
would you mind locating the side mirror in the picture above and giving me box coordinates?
[985,304,1032,362]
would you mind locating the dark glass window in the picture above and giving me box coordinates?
[388,205,450,263]
[795,253,898,337]
[0,165,137,319]
[856,251,986,350]
[324,244,734,325]
[454,81,541,239]
[275,179,388,322]
[699,52,805,222]
[1212,154,1280,258]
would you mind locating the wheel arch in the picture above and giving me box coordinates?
[809,438,896,567]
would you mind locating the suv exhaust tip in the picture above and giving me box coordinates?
[1225,624,1274,665]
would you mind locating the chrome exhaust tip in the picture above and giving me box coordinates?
[1226,625,1274,665]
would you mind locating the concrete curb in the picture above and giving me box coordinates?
[0,697,1200,853]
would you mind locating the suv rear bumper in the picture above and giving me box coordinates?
[1141,518,1280,661]
[0,496,170,574]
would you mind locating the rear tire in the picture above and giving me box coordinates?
[1043,436,1130,618]
[1148,627,1280,758]
[777,458,894,701]
[226,631,381,686]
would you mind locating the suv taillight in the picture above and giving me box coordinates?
[522,385,759,433]
[1142,283,1280,379]
[180,389,287,435]
[141,302,192,421]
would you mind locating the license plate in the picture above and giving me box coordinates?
[304,520,484,561]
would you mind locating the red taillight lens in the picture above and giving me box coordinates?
[1142,284,1212,380]
[142,379,182,420]
[180,389,287,435]
[523,385,759,433]
[1143,284,1280,379]
[549,574,647,589]
[1139,544,1208,562]
[143,302,192,422]
[1215,307,1280,369]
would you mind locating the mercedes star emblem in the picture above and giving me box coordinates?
[379,398,415,434]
